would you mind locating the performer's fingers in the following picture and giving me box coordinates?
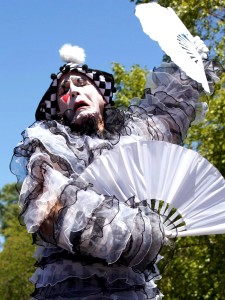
[193,35,201,43]
[200,52,208,60]
[193,36,209,59]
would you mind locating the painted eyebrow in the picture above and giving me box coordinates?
[70,75,87,80]
[60,76,87,85]
[59,78,69,87]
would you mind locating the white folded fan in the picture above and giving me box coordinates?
[135,3,210,93]
[79,141,225,238]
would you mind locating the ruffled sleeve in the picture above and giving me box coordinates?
[12,121,164,268]
[127,60,220,145]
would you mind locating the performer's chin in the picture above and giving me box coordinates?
[62,109,98,135]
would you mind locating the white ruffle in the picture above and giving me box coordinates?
[58,189,106,252]
[79,199,139,263]
[20,152,70,233]
[192,102,209,125]
[30,253,163,299]
[30,261,146,288]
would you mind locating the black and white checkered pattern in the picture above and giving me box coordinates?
[35,63,115,121]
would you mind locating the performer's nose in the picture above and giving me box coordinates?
[70,81,80,98]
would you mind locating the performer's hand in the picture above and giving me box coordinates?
[39,201,63,236]
[193,36,209,60]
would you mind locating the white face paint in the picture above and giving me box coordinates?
[57,71,106,128]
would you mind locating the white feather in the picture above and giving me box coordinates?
[135,3,210,93]
[59,44,86,64]
[79,141,225,238]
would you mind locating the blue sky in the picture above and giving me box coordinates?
[0,0,164,189]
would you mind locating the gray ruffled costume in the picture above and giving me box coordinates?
[11,61,218,299]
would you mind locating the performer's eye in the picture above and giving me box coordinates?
[61,80,70,89]
[71,77,88,87]
[58,80,70,96]
[58,77,88,97]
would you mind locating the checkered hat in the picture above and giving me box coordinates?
[35,63,115,121]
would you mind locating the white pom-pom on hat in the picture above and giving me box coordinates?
[59,44,86,64]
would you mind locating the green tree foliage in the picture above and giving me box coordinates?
[159,235,225,299]
[186,74,225,177]
[0,184,35,300]
[112,63,148,106]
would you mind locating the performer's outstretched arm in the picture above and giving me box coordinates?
[127,37,219,145]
